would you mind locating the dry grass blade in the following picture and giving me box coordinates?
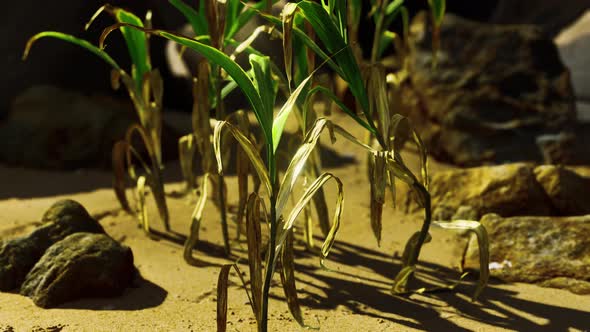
[178,134,197,191]
[280,230,307,328]
[216,263,256,332]
[435,220,489,301]
[216,264,231,332]
[226,110,252,240]
[213,121,272,199]
[136,175,149,234]
[184,174,210,266]
[246,193,264,322]
[392,231,432,293]
[112,140,131,212]
[277,117,376,219]
[282,2,298,89]
[370,152,387,245]
[279,173,344,270]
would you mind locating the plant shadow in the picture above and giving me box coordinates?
[287,239,590,332]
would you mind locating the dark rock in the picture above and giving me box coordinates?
[0,85,181,169]
[0,200,104,291]
[403,13,579,166]
[20,233,134,308]
[491,0,590,38]
[413,163,553,218]
[465,213,590,294]
[534,165,590,216]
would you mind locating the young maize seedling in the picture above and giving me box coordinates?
[24,5,171,237]
[172,0,281,255]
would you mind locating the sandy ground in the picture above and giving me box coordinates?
[0,114,589,332]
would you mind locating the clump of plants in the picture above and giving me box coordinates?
[24,1,490,331]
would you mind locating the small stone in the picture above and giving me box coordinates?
[0,200,104,291]
[20,233,134,308]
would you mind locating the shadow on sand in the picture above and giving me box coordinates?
[283,239,590,332]
[56,274,167,311]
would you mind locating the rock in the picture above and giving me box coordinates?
[465,214,590,294]
[555,11,590,113]
[404,13,580,166]
[0,85,181,169]
[490,0,590,38]
[417,163,553,219]
[413,163,590,218]
[20,233,134,308]
[0,200,104,291]
[534,165,590,215]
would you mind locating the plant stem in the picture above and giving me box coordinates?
[260,142,277,332]
[409,183,432,264]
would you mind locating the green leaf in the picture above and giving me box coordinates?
[296,1,371,121]
[101,24,271,143]
[249,54,276,131]
[111,7,151,90]
[428,0,446,26]
[23,32,121,71]
[272,74,313,153]
[169,0,208,36]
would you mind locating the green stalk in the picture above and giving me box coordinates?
[260,142,277,332]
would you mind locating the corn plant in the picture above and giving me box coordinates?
[23,5,172,237]
[100,17,406,329]
[170,0,283,256]
[269,0,489,298]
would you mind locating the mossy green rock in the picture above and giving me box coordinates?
[20,232,134,308]
[0,200,104,291]
[465,214,590,294]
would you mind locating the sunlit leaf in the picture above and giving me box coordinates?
[184,174,210,266]
[434,220,489,301]
[213,121,272,199]
[23,32,120,70]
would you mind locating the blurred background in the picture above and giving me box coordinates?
[0,0,589,169]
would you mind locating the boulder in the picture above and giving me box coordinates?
[404,13,580,166]
[465,214,590,294]
[418,163,553,219]
[0,85,180,169]
[490,0,590,38]
[20,232,134,308]
[418,163,590,219]
[534,165,590,216]
[0,200,104,291]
